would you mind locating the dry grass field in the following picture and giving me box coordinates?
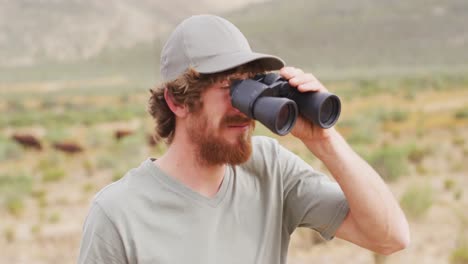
[0,75,467,264]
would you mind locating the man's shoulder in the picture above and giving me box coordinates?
[90,159,153,214]
[239,136,282,174]
[251,135,279,152]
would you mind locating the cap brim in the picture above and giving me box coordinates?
[194,51,285,74]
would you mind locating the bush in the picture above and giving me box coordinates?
[340,117,378,146]
[0,136,23,162]
[42,167,66,182]
[4,227,15,243]
[400,184,433,219]
[444,179,456,191]
[82,183,95,193]
[6,196,25,216]
[407,145,431,164]
[380,109,409,123]
[49,212,61,224]
[367,145,409,182]
[0,173,33,199]
[451,244,468,264]
[454,108,468,120]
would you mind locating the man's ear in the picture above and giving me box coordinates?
[164,88,189,118]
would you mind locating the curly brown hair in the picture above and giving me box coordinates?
[148,61,268,144]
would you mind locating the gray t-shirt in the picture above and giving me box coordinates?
[78,136,349,264]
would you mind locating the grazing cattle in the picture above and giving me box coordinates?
[11,133,42,150]
[114,129,134,141]
[53,142,84,154]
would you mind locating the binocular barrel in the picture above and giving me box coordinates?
[288,89,341,129]
[230,74,341,135]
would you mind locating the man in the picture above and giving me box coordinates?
[78,15,409,264]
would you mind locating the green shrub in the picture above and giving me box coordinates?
[454,108,468,120]
[4,227,15,243]
[341,117,379,146]
[380,109,409,123]
[0,173,33,199]
[444,179,456,191]
[400,184,433,219]
[96,155,119,170]
[30,189,46,199]
[453,136,465,147]
[42,167,66,182]
[451,244,468,264]
[44,127,69,142]
[82,183,95,193]
[368,145,409,182]
[31,224,41,236]
[112,172,124,182]
[49,212,61,224]
[6,196,25,216]
[407,145,431,164]
[416,164,428,175]
[0,137,23,161]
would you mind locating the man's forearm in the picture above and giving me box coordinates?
[301,128,410,253]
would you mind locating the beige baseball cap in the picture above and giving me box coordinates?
[160,15,285,82]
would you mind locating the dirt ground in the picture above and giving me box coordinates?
[1,86,467,264]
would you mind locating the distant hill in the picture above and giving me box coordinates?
[0,0,266,67]
[228,0,468,77]
[0,0,467,84]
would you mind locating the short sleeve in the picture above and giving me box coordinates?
[78,203,128,264]
[278,142,349,240]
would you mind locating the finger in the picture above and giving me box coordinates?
[280,67,304,80]
[297,81,329,93]
[288,73,316,87]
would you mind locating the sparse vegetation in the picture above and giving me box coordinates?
[444,179,456,191]
[31,224,41,236]
[408,145,431,164]
[5,196,25,217]
[454,107,468,120]
[4,227,15,243]
[49,212,61,224]
[112,171,125,182]
[400,184,434,219]
[0,136,23,162]
[380,109,410,123]
[82,183,95,193]
[451,244,468,264]
[367,145,410,182]
[0,173,33,198]
[42,167,66,182]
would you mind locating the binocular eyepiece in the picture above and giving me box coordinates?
[230,73,341,135]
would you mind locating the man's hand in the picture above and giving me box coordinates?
[279,66,335,142]
[280,68,410,255]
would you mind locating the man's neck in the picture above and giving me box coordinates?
[153,139,226,199]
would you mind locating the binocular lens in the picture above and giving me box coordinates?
[276,103,296,135]
[319,97,340,127]
[253,97,298,136]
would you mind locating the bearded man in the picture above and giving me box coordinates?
[78,15,409,264]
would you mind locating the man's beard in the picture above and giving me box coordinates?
[186,112,255,166]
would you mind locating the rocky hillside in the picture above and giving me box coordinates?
[0,0,266,67]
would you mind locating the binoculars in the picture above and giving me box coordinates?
[230,73,341,135]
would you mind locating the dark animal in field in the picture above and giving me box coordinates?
[52,142,84,154]
[114,129,134,141]
[11,133,42,150]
